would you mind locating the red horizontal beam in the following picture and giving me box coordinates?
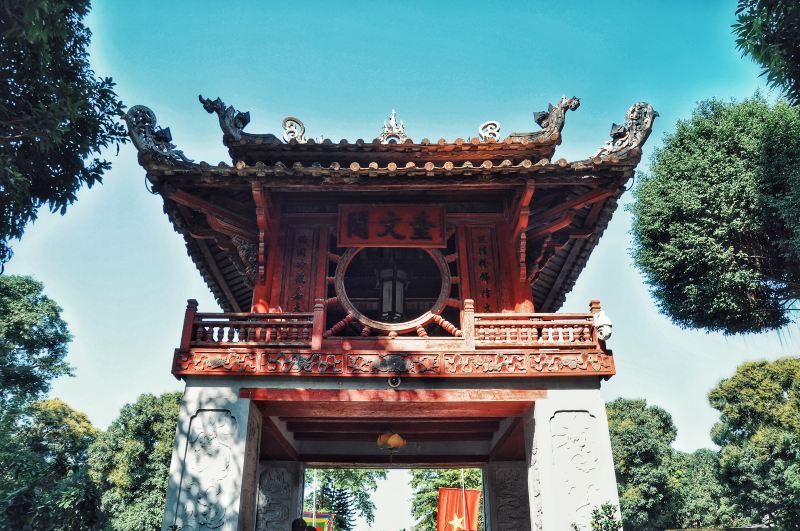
[293,432,495,441]
[301,454,489,466]
[241,388,545,402]
[286,420,501,433]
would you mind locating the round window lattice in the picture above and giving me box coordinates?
[333,247,452,333]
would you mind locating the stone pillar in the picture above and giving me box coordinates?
[255,461,305,530]
[162,383,263,531]
[483,461,531,531]
[524,388,620,531]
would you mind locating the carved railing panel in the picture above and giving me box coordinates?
[191,312,314,348]
[173,301,613,378]
[473,313,597,349]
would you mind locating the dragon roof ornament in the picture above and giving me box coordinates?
[507,96,580,143]
[124,105,192,164]
[199,95,251,141]
[595,102,658,159]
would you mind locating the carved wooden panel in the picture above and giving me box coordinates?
[465,227,502,312]
[174,350,614,378]
[279,227,319,312]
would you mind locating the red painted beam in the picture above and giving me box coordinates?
[240,388,545,402]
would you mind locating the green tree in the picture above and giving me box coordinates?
[0,0,127,265]
[734,1,800,105]
[88,392,182,530]
[630,96,800,334]
[671,449,746,528]
[409,468,483,531]
[606,398,677,530]
[0,274,72,415]
[304,468,388,530]
[709,357,800,529]
[0,399,103,530]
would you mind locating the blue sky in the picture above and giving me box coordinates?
[5,1,799,528]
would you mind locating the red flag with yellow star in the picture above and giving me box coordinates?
[436,487,481,531]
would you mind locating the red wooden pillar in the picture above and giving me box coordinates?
[179,299,198,352]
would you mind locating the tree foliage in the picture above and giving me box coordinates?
[670,449,746,528]
[0,399,103,530]
[304,468,387,530]
[0,0,127,265]
[409,468,483,531]
[734,1,800,105]
[709,357,800,529]
[607,398,749,529]
[630,96,800,334]
[0,274,72,415]
[606,398,677,530]
[87,392,182,531]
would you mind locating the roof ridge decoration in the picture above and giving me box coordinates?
[378,110,410,144]
[282,117,307,143]
[199,95,251,141]
[506,96,580,143]
[478,120,501,142]
[124,105,192,164]
[594,102,658,159]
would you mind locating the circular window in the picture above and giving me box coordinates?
[334,247,451,333]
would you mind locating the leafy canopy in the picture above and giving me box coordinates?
[709,357,800,529]
[0,274,72,413]
[606,398,677,530]
[630,96,800,334]
[304,468,388,530]
[87,392,182,531]
[0,399,103,530]
[0,0,127,265]
[734,1,800,105]
[606,398,748,529]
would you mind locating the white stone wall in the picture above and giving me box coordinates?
[524,387,619,531]
[162,381,262,531]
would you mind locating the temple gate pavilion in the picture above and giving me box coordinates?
[125,95,656,531]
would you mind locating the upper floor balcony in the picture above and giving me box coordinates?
[172,299,614,379]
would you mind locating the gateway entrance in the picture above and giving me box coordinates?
[125,95,657,530]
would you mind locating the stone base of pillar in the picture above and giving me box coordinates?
[524,387,620,531]
[161,383,262,531]
[255,461,305,530]
[484,461,532,531]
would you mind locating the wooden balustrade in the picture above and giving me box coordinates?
[177,299,600,352]
[472,312,597,348]
[188,311,314,348]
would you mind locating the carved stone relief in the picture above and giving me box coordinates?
[175,410,238,531]
[256,462,301,531]
[550,411,602,529]
[493,465,532,531]
[529,439,543,531]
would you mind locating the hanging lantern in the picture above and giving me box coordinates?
[378,257,408,322]
[377,431,406,450]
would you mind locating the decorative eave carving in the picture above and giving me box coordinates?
[594,102,658,160]
[506,96,580,143]
[377,110,410,144]
[199,95,251,141]
[230,235,258,287]
[124,105,192,164]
